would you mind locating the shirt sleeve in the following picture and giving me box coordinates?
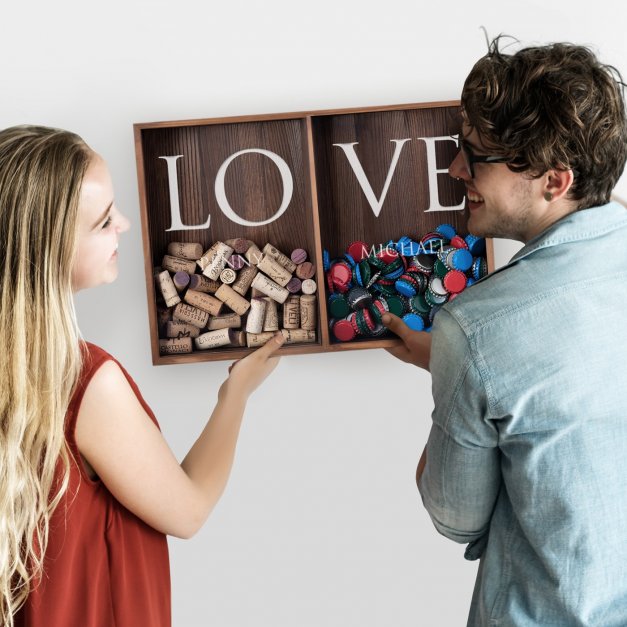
[418,307,501,556]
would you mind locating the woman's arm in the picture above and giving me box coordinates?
[75,332,284,539]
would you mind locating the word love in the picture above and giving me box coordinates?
[159,136,462,232]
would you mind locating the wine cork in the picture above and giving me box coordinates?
[207,313,242,330]
[257,254,292,287]
[194,328,235,350]
[162,255,197,275]
[166,321,200,339]
[230,330,247,347]
[246,297,267,334]
[283,295,300,329]
[172,303,209,329]
[215,283,251,315]
[301,279,317,294]
[290,248,308,264]
[157,307,172,336]
[198,241,233,280]
[231,265,258,296]
[157,270,181,308]
[246,331,277,348]
[225,238,251,254]
[172,271,190,293]
[228,254,246,271]
[184,289,223,316]
[300,294,317,330]
[262,297,279,332]
[295,262,315,280]
[245,243,263,266]
[188,274,220,294]
[286,277,302,293]
[167,241,203,260]
[220,268,237,284]
[262,243,297,273]
[159,337,193,355]
[281,329,316,344]
[251,273,289,304]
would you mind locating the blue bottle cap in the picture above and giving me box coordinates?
[395,278,417,297]
[465,234,486,256]
[436,223,457,240]
[450,249,473,272]
[343,253,356,267]
[323,249,331,272]
[402,313,425,332]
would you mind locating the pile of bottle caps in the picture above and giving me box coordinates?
[324,224,487,342]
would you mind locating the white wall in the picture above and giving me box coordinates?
[3,1,626,625]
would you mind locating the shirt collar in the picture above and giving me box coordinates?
[509,201,627,265]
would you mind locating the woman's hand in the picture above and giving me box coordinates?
[219,331,285,400]
[382,313,432,371]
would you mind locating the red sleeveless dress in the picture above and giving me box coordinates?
[15,342,171,627]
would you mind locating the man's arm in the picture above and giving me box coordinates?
[418,309,501,546]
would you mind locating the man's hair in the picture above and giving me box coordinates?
[461,36,627,210]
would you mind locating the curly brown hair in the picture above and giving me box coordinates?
[461,36,627,210]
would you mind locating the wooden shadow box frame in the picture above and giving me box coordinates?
[134,101,494,365]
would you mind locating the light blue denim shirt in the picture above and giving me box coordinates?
[418,202,627,626]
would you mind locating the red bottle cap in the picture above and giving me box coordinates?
[450,235,469,250]
[329,263,352,288]
[443,270,467,294]
[347,241,369,262]
[333,319,356,342]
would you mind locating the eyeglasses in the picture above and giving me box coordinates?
[459,138,509,178]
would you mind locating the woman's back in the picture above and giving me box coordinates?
[15,343,170,627]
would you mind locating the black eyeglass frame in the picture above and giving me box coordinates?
[459,137,510,178]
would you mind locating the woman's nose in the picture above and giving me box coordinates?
[117,212,131,233]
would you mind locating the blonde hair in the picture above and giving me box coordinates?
[0,125,91,624]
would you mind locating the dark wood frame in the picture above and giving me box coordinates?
[134,101,494,365]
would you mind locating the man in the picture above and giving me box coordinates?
[382,38,627,626]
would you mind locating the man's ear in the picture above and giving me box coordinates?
[544,169,575,201]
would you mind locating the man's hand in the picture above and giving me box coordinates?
[382,313,431,371]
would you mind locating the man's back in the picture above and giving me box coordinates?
[421,202,627,626]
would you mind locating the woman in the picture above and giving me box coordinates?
[0,124,284,626]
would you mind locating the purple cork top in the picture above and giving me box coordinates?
[290,248,308,264]
[173,271,190,288]
[229,254,246,270]
[286,277,302,293]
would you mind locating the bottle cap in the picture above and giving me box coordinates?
[414,254,435,274]
[395,278,417,297]
[448,249,473,272]
[385,295,405,317]
[465,234,486,256]
[402,313,425,332]
[333,319,356,342]
[443,270,467,294]
[435,223,457,240]
[347,287,372,310]
[450,235,468,250]
[347,241,370,262]
[329,294,350,318]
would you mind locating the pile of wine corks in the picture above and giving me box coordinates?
[155,238,318,355]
